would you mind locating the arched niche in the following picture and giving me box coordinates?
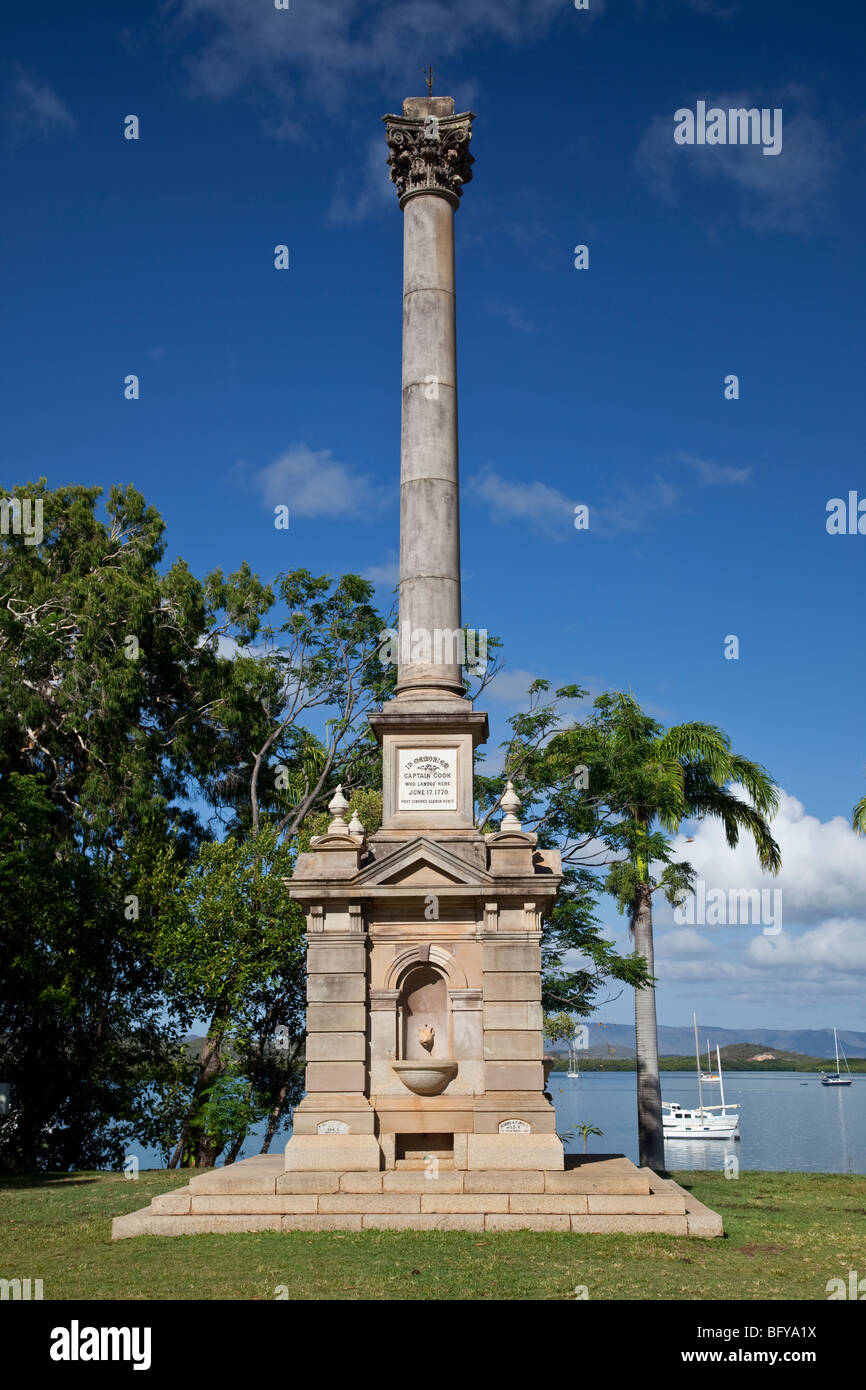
[398,963,450,1060]
[384,944,467,992]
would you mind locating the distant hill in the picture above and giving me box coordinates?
[549,1041,866,1073]
[548,1023,866,1059]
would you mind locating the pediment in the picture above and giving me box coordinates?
[355,836,493,889]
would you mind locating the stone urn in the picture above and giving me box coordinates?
[392,1061,458,1096]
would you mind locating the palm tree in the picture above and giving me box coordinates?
[584,693,781,1173]
[853,791,866,835]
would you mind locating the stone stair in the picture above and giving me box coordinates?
[112,1153,723,1237]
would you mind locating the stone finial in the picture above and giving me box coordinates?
[383,105,474,207]
[348,809,365,836]
[327,784,349,834]
[500,780,522,831]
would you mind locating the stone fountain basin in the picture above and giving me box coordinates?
[392,1061,458,1096]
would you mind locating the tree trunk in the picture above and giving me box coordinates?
[260,1036,303,1154]
[167,1011,230,1169]
[260,1080,290,1155]
[632,883,666,1173]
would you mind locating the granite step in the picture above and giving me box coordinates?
[112,1153,722,1238]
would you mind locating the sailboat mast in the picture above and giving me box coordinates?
[717,1044,726,1111]
[834,1027,841,1074]
[694,1013,704,1115]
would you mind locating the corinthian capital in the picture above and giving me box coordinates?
[383,98,475,208]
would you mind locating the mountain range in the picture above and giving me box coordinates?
[554,1024,866,1059]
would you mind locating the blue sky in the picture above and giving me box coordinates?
[3,0,865,1035]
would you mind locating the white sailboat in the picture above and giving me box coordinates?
[663,1015,740,1140]
[566,1029,580,1078]
[820,1028,853,1087]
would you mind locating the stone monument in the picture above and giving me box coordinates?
[114,93,723,1236]
[283,92,563,1176]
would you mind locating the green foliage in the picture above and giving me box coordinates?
[0,482,224,1169]
[149,827,306,1165]
[475,681,653,1028]
[0,481,391,1170]
[151,829,303,1024]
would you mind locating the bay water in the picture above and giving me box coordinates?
[125,1070,864,1174]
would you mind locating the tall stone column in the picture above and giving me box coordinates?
[383,97,474,701]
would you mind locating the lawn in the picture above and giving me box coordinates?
[1,1168,863,1300]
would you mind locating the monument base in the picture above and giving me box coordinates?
[284,1134,383,1171]
[112,1152,724,1238]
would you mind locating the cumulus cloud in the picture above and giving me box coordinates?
[253,443,390,519]
[646,791,866,1002]
[659,928,717,958]
[745,917,866,975]
[635,87,842,234]
[664,790,866,927]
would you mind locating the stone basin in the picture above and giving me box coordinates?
[392,1061,458,1096]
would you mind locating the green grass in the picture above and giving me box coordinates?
[1,1168,864,1300]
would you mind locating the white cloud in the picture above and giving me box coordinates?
[659,928,717,958]
[329,136,393,224]
[253,443,389,519]
[677,452,750,486]
[362,554,398,587]
[744,918,866,976]
[470,454,755,540]
[5,73,76,141]
[168,0,574,110]
[666,790,866,926]
[469,468,682,539]
[486,300,537,334]
[468,471,574,539]
[635,87,841,235]
[483,669,548,705]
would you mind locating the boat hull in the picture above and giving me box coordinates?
[663,1106,739,1140]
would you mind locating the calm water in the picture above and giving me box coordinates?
[550,1070,865,1174]
[128,1070,865,1173]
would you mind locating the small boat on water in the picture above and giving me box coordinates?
[663,1015,740,1140]
[700,1040,720,1083]
[820,1028,853,1087]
